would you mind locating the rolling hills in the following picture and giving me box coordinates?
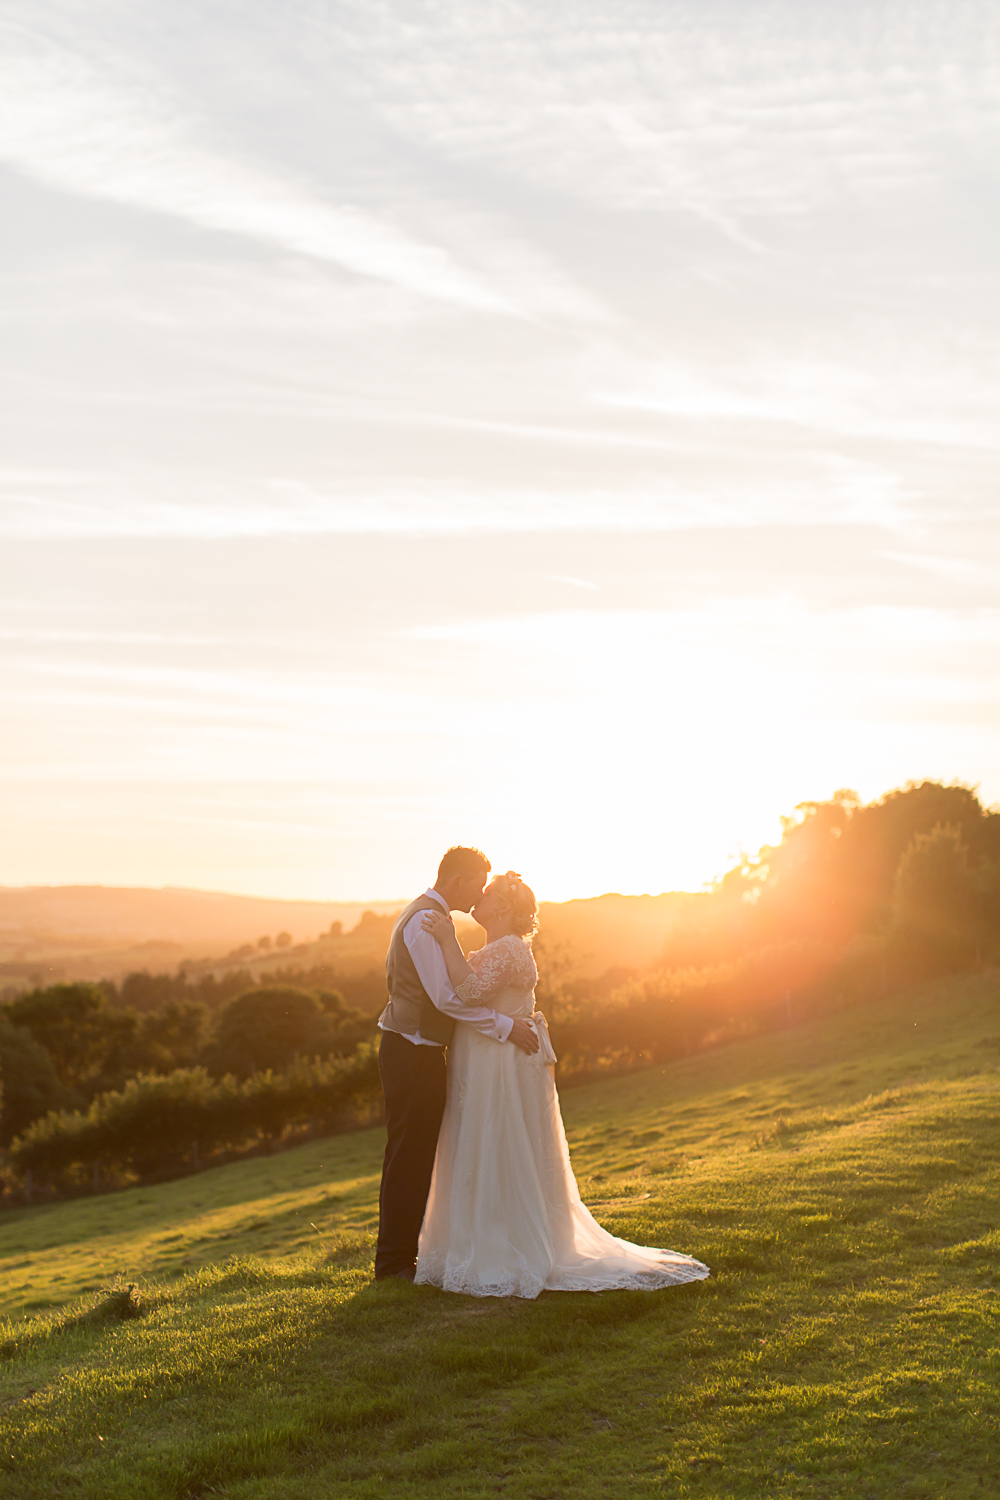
[0,883,695,991]
[0,886,404,987]
[1,968,997,1498]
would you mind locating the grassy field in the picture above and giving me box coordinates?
[1,970,998,1498]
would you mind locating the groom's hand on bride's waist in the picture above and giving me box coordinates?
[508,1018,540,1054]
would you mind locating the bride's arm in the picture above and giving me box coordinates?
[420,911,511,1000]
[420,910,476,990]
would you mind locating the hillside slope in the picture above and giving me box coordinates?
[1,971,998,1498]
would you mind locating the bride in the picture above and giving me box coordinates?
[415,871,709,1299]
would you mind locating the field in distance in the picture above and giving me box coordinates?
[1,971,998,1498]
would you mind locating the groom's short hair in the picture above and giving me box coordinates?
[437,846,491,885]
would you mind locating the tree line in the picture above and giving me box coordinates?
[116,960,387,1016]
[0,977,376,1173]
[538,781,1000,1081]
[8,1050,380,1193]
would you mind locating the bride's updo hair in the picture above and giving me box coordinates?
[497,870,539,940]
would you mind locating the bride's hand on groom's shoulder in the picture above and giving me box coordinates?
[421,910,454,944]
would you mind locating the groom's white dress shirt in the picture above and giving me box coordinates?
[381,888,514,1048]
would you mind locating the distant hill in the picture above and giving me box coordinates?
[536,891,705,976]
[0,886,403,987]
[0,883,702,990]
[177,891,703,997]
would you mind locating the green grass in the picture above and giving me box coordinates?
[2,971,999,1498]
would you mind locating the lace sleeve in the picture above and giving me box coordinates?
[455,938,523,1001]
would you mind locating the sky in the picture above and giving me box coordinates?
[2,0,999,902]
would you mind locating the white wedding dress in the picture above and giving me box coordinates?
[415,934,710,1299]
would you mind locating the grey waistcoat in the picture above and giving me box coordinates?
[378,895,456,1046]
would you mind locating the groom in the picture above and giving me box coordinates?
[374,845,540,1281]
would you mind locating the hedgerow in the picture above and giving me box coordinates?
[7,1045,380,1189]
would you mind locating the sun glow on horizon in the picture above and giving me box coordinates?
[1,1,999,902]
[3,587,992,904]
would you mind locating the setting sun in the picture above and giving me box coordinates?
[1,0,998,906]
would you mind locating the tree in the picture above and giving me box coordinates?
[673,781,1000,969]
[119,971,185,1012]
[314,990,374,1056]
[4,983,137,1099]
[843,782,994,935]
[131,1001,207,1074]
[0,1012,68,1143]
[186,969,257,1012]
[8,1047,382,1189]
[2,982,210,1102]
[205,986,338,1079]
[275,932,293,949]
[975,859,1000,960]
[892,823,980,969]
[354,911,394,940]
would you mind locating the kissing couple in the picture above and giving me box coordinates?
[375,846,709,1298]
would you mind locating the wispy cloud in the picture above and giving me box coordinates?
[0,477,712,539]
[0,456,918,539]
[0,24,512,312]
[880,552,1000,587]
[355,0,1000,217]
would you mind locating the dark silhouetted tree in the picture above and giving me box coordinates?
[5,983,137,1100]
[132,1001,207,1074]
[892,823,980,969]
[206,986,341,1079]
[975,858,1000,959]
[119,971,182,1013]
[0,1012,69,1142]
[313,990,374,1055]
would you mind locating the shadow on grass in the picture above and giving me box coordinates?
[0,1278,157,1361]
[107,1273,711,1500]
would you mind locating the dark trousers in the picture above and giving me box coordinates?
[374,1029,447,1279]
